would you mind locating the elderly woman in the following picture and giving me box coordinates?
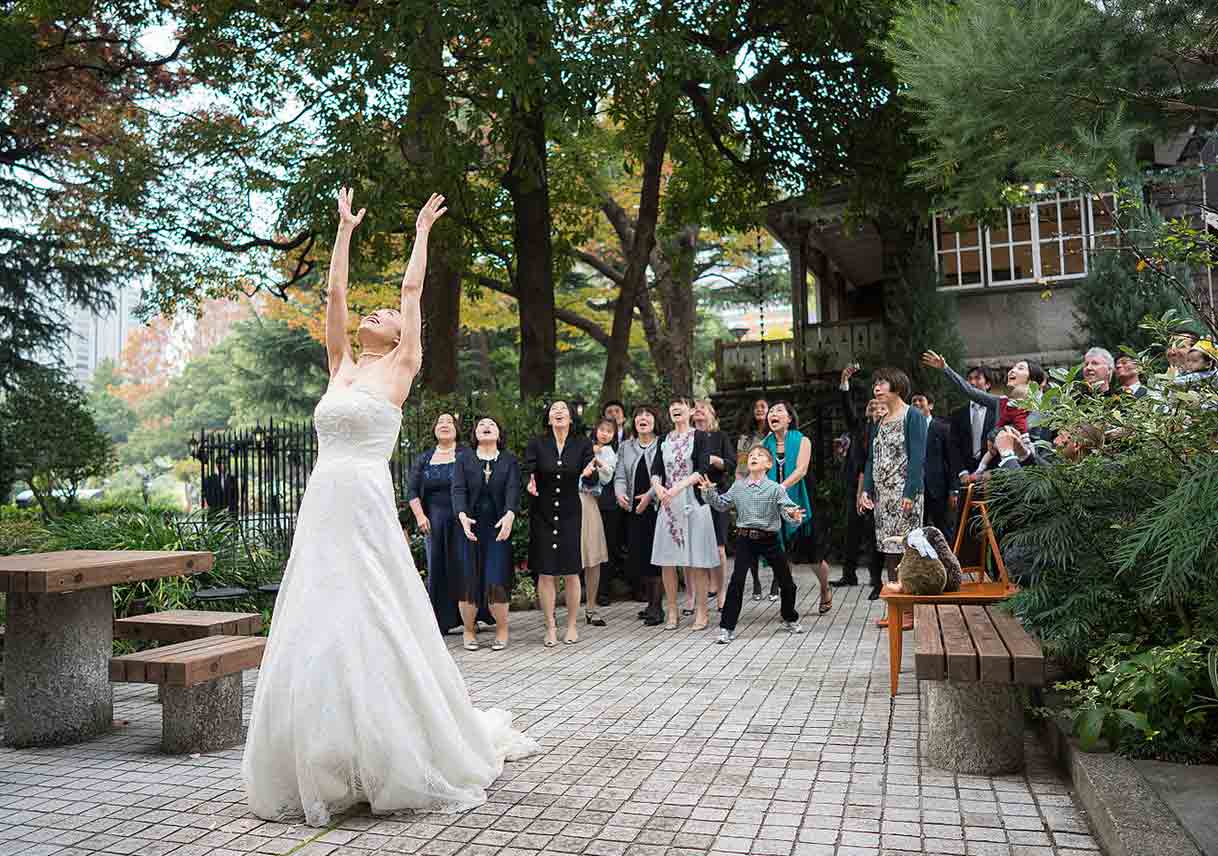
[860,368,928,629]
[408,412,472,635]
[525,400,597,647]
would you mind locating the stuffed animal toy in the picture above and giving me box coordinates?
[881,527,962,595]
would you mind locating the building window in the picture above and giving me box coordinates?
[935,192,1116,289]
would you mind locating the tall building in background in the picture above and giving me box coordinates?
[64,284,142,383]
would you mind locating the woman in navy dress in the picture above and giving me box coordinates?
[407,412,470,635]
[453,416,520,651]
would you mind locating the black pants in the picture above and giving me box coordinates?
[598,506,627,587]
[843,504,882,585]
[721,534,798,631]
[924,493,955,544]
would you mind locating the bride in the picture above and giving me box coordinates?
[242,188,539,827]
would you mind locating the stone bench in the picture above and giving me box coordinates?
[114,609,262,643]
[110,635,265,754]
[914,604,1044,775]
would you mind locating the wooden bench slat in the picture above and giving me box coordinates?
[938,606,978,682]
[114,609,262,643]
[914,605,945,680]
[961,605,1013,683]
[110,636,265,687]
[986,608,1045,686]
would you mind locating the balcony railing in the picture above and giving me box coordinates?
[715,320,886,390]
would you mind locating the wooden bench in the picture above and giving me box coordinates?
[110,635,265,754]
[114,609,262,643]
[914,604,1044,775]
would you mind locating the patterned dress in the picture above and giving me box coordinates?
[872,419,924,554]
[650,431,719,569]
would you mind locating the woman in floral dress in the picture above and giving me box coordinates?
[859,367,927,630]
[650,397,719,630]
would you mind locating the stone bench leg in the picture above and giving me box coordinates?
[160,673,243,754]
[6,588,113,747]
[926,680,1024,775]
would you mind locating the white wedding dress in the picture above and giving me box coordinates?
[242,383,540,827]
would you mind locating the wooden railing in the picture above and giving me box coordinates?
[715,319,886,389]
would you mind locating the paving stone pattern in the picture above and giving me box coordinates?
[1,565,1104,856]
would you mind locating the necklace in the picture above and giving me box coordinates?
[476,448,499,483]
[359,351,388,360]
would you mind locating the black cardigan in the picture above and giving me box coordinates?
[451,450,521,522]
[650,429,712,505]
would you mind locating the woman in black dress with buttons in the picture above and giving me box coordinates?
[525,400,597,647]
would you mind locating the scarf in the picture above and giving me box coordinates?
[763,429,814,548]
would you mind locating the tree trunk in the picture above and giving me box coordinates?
[405,17,461,393]
[475,330,495,389]
[655,225,700,395]
[502,2,556,399]
[599,99,675,404]
[420,249,462,393]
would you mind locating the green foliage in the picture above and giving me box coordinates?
[44,510,281,617]
[0,515,54,555]
[0,365,117,517]
[988,321,1218,664]
[1072,252,1191,352]
[1056,635,1217,763]
[87,360,138,445]
[884,245,966,404]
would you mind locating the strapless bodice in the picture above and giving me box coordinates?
[313,384,402,465]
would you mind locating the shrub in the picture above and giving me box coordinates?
[1054,635,1218,763]
[44,510,282,616]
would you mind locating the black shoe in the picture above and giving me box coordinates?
[868,585,881,601]
[642,612,664,626]
[637,609,649,619]
[830,576,858,587]
[597,593,611,607]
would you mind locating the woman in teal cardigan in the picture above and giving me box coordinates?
[763,401,832,614]
[860,368,927,619]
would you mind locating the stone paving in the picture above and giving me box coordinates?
[0,565,1104,856]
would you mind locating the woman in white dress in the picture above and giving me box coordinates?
[650,397,720,631]
[242,189,539,827]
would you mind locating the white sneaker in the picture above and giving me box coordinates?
[780,621,804,634]
[716,629,735,644]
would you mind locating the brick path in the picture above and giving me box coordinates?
[0,565,1103,856]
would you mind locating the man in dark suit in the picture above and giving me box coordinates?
[201,458,239,519]
[831,367,882,592]
[1115,354,1149,398]
[948,365,998,484]
[912,392,956,542]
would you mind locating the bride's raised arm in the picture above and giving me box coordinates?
[326,187,365,378]
[392,193,447,384]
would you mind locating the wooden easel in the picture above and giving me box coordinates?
[951,483,1010,586]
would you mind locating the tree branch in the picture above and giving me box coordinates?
[573,249,625,285]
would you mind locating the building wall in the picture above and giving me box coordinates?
[954,285,1082,368]
[62,284,142,383]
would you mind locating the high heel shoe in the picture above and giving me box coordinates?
[543,627,558,648]
[664,611,679,631]
[585,610,606,627]
[818,590,833,615]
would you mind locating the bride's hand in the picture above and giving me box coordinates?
[458,514,476,542]
[416,193,447,234]
[337,187,365,229]
[494,511,515,541]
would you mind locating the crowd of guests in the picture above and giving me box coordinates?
[404,326,1218,649]
[404,395,832,649]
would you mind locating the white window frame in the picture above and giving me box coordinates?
[934,192,1114,291]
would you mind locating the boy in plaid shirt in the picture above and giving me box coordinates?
[699,445,805,644]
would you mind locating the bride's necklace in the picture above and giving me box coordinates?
[358,351,387,362]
